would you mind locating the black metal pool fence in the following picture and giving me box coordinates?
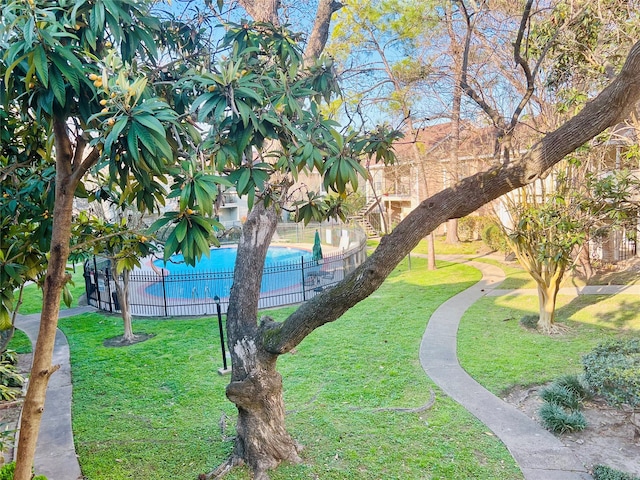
[84,222,367,316]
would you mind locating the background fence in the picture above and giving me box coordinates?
[84,222,367,317]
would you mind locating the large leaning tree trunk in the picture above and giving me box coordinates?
[14,120,99,480]
[212,41,640,479]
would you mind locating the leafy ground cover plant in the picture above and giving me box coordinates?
[0,351,24,402]
[538,402,587,433]
[592,464,640,480]
[538,375,590,434]
[582,339,640,407]
[553,374,591,400]
[0,462,46,480]
[539,384,581,411]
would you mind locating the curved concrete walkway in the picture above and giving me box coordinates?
[15,306,93,480]
[420,257,592,480]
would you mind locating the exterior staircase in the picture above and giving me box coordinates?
[349,198,381,237]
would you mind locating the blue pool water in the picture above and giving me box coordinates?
[145,246,315,299]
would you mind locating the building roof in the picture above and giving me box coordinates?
[392,122,499,163]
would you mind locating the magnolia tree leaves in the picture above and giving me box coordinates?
[171,22,402,230]
[0,2,402,326]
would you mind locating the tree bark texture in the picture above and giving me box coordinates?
[14,120,78,480]
[238,0,339,63]
[237,0,280,24]
[536,281,560,334]
[305,0,342,63]
[226,353,302,479]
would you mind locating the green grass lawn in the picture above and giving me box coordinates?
[17,265,86,315]
[7,329,32,354]
[368,235,487,256]
[472,257,640,289]
[412,236,488,256]
[458,293,640,395]
[59,258,523,480]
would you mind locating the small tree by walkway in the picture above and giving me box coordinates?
[503,167,640,334]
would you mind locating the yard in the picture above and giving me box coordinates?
[12,249,640,479]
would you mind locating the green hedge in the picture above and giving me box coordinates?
[592,464,640,480]
[582,339,640,407]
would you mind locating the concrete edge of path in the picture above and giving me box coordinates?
[419,257,592,480]
[14,306,94,480]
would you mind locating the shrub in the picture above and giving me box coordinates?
[582,339,640,407]
[458,215,494,242]
[0,351,16,366]
[0,462,15,480]
[0,350,24,401]
[554,374,591,401]
[592,464,640,480]
[540,384,580,411]
[538,402,587,433]
[481,223,507,252]
[0,462,48,480]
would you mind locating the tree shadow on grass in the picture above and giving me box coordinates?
[590,298,640,329]
[555,295,640,332]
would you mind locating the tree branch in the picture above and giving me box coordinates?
[237,0,280,24]
[304,0,342,63]
[70,147,101,186]
[510,0,535,129]
[457,1,506,133]
[263,39,640,354]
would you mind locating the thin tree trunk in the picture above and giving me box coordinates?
[446,218,460,244]
[415,140,438,270]
[427,233,436,270]
[576,240,594,281]
[14,122,77,480]
[366,166,388,234]
[445,4,464,245]
[113,268,134,343]
[536,281,559,333]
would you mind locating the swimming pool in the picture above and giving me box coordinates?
[145,246,315,299]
